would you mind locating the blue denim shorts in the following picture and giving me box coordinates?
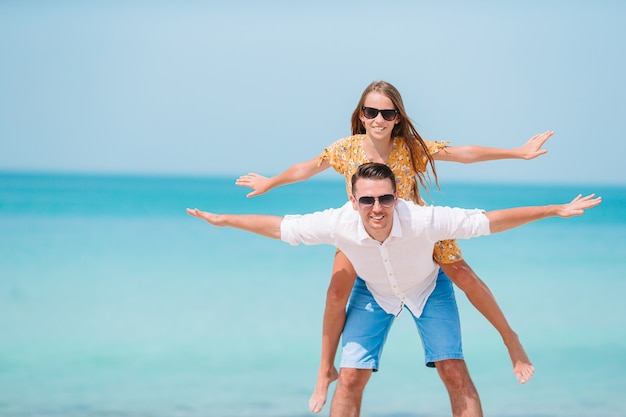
[340,269,463,370]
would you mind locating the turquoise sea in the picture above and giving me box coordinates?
[1,173,625,417]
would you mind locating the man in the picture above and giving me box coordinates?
[187,162,601,417]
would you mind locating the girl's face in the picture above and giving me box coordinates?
[360,92,399,142]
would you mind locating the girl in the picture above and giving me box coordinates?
[236,81,552,413]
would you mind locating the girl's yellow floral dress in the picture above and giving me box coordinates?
[319,134,463,264]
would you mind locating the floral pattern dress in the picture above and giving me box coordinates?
[319,134,463,264]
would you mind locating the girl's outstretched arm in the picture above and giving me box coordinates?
[434,130,554,164]
[236,157,331,198]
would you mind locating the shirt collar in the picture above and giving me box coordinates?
[355,207,404,242]
[390,208,403,239]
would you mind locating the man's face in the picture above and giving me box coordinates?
[349,177,397,241]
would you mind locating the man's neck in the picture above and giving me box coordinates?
[364,227,391,244]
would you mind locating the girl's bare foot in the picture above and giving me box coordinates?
[308,366,339,413]
[505,334,534,384]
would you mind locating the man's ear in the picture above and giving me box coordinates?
[349,194,359,211]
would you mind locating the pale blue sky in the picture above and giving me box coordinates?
[1,1,625,184]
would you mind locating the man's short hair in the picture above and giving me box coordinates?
[351,163,397,194]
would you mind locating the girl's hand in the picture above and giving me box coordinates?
[518,131,554,160]
[235,173,271,197]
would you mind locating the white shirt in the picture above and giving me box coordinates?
[280,199,490,316]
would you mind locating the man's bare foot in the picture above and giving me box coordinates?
[309,366,339,413]
[506,334,534,384]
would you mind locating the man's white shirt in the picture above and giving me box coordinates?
[280,199,490,316]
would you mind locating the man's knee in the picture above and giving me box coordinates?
[337,368,371,392]
[435,359,474,390]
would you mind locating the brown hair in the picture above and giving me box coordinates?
[350,81,438,202]
[351,162,397,195]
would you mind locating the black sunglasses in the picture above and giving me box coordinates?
[357,194,396,208]
[361,106,398,121]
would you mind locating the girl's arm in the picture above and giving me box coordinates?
[236,157,331,198]
[433,131,553,164]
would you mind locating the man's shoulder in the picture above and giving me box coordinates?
[297,201,357,221]
[396,198,427,213]
[397,199,457,213]
[334,201,359,220]
[396,200,486,224]
[395,199,435,225]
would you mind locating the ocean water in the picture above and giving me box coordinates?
[1,173,625,417]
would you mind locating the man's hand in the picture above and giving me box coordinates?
[186,208,224,226]
[186,208,283,239]
[556,194,602,217]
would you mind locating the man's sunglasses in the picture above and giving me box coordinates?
[357,194,396,208]
[361,106,398,121]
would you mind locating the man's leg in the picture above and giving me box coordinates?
[330,368,372,417]
[435,359,482,417]
[330,277,394,417]
[413,270,483,417]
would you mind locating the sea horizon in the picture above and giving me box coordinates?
[1,172,624,417]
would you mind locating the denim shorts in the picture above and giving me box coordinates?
[340,269,463,370]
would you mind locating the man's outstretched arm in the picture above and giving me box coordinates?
[186,208,283,239]
[486,194,602,233]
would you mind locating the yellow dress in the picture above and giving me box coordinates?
[319,134,463,264]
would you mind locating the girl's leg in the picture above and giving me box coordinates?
[309,250,357,413]
[438,260,534,384]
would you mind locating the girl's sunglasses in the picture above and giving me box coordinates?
[361,106,398,121]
